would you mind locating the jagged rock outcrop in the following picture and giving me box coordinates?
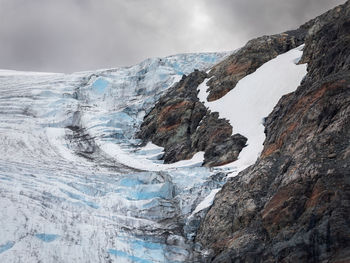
[205,29,306,101]
[137,1,348,168]
[191,113,247,167]
[195,1,350,262]
[204,2,350,103]
[137,70,247,166]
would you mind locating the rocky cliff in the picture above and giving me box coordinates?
[137,70,247,166]
[136,1,350,262]
[137,3,325,167]
[195,1,350,262]
[137,30,305,166]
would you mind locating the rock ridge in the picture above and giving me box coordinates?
[195,1,350,262]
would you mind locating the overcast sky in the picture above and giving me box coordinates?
[0,0,346,73]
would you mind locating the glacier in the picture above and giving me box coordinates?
[0,52,229,262]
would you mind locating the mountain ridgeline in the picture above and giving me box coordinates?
[1,2,349,263]
[137,1,350,262]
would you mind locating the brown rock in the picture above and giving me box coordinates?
[205,30,307,102]
[137,70,247,166]
[195,1,350,262]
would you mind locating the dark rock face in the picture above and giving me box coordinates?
[196,1,350,262]
[137,70,207,163]
[204,3,348,103]
[205,29,307,102]
[137,70,247,166]
[202,133,247,167]
[136,0,348,168]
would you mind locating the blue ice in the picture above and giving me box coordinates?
[92,78,109,94]
[108,249,153,263]
[68,182,105,197]
[35,234,59,242]
[127,182,174,200]
[131,239,164,250]
[119,178,143,187]
[60,189,84,200]
[112,237,166,262]
[60,189,99,209]
[0,241,15,254]
[106,112,134,127]
[200,54,217,63]
[168,61,184,75]
[84,200,99,209]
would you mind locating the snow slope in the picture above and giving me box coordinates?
[198,45,307,176]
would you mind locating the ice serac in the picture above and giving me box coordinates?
[196,2,350,262]
[0,52,229,262]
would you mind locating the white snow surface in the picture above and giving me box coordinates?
[198,45,307,176]
[0,52,228,262]
[190,188,221,216]
[101,142,205,171]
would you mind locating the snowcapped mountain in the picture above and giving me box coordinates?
[1,1,350,262]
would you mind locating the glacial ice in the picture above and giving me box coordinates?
[0,52,228,262]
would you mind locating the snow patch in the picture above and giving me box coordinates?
[198,45,307,176]
[100,142,204,171]
[191,188,221,216]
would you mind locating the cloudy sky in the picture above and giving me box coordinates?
[0,0,345,73]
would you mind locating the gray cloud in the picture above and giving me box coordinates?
[201,0,346,41]
[0,0,346,73]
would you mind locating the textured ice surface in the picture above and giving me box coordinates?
[0,52,228,262]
